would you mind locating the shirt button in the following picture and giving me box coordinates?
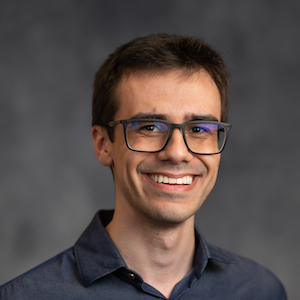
[127,273,136,280]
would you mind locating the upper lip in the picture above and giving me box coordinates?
[138,163,206,178]
[146,172,197,178]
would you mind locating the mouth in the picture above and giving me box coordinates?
[148,174,194,185]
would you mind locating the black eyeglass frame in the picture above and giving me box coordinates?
[107,118,232,155]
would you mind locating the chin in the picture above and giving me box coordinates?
[141,205,198,227]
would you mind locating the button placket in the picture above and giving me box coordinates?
[127,273,136,280]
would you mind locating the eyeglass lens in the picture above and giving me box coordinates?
[126,120,226,154]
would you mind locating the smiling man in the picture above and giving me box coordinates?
[0,34,286,299]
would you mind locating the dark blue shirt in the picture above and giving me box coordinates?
[0,210,287,299]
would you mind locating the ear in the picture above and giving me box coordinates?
[91,125,113,166]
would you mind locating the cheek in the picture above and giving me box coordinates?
[209,157,221,187]
[198,155,221,200]
[112,150,139,184]
[200,154,221,177]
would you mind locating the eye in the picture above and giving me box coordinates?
[192,126,208,133]
[128,121,168,133]
[190,125,211,134]
[186,123,219,136]
[140,122,168,132]
[142,124,156,131]
[153,122,168,132]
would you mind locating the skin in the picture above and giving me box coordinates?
[92,69,222,298]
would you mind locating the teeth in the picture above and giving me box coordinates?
[177,178,183,184]
[149,174,193,185]
[158,175,163,183]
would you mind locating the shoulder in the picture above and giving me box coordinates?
[204,244,287,300]
[0,247,79,300]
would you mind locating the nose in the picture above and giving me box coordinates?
[157,128,193,164]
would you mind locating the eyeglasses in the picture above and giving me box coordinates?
[107,118,231,155]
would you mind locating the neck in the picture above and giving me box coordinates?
[105,208,196,298]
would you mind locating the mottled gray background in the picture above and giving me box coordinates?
[0,0,299,299]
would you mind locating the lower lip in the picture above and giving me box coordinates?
[143,174,199,193]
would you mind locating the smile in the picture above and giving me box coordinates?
[149,174,194,185]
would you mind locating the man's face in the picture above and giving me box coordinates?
[98,69,222,226]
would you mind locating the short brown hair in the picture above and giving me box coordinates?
[92,34,229,140]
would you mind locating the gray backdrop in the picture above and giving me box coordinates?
[0,0,299,299]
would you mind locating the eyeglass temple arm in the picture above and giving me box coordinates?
[107,120,122,127]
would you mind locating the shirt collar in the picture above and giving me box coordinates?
[193,226,235,277]
[74,210,235,286]
[74,210,127,286]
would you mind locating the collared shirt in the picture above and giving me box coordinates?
[0,210,287,299]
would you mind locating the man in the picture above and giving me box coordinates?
[0,34,286,299]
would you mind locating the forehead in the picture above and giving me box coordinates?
[114,69,221,122]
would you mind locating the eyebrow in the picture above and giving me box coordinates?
[185,114,219,122]
[130,113,168,120]
[130,113,219,122]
